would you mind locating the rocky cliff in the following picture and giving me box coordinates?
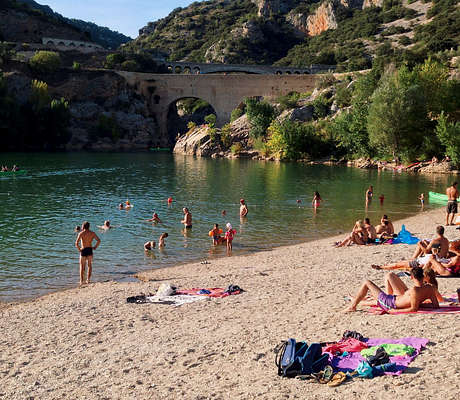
[0,4,86,43]
[3,69,166,151]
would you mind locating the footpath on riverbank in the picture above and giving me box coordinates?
[1,207,459,399]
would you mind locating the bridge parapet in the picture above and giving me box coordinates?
[150,58,335,75]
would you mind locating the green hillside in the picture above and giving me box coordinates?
[127,0,459,71]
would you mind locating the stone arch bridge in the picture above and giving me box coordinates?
[116,71,321,141]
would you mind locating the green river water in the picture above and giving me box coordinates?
[0,152,451,301]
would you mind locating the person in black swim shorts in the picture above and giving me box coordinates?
[75,221,101,286]
[446,182,459,225]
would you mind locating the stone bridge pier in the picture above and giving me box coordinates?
[116,72,320,143]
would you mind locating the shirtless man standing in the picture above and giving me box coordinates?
[181,208,192,229]
[239,199,248,217]
[75,221,101,285]
[446,182,459,225]
[345,267,439,313]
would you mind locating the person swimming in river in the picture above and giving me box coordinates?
[146,212,161,223]
[98,220,112,230]
[125,200,133,209]
[158,232,168,248]
[144,240,156,251]
[312,191,321,208]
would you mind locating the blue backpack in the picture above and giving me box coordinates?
[275,339,329,377]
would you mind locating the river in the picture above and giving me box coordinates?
[0,152,451,301]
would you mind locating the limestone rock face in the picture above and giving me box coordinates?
[3,69,167,151]
[279,105,315,122]
[232,20,265,43]
[206,20,264,62]
[306,2,338,36]
[251,0,298,18]
[362,0,383,8]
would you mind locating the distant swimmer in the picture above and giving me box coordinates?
[75,221,101,286]
[74,225,81,233]
[118,203,124,210]
[446,182,459,225]
[379,194,384,206]
[158,232,168,248]
[125,200,133,208]
[239,199,248,217]
[144,240,156,251]
[222,210,226,216]
[181,207,192,229]
[98,220,112,230]
[167,197,173,204]
[146,212,161,223]
[312,191,321,208]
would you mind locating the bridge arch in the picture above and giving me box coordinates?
[167,96,217,142]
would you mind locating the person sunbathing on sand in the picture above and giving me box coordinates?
[364,218,377,243]
[335,220,368,247]
[423,241,460,276]
[372,242,449,271]
[412,225,449,260]
[344,267,439,312]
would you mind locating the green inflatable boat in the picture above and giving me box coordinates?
[0,170,26,175]
[428,191,460,203]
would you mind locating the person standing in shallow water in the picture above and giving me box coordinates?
[75,221,101,286]
[181,207,192,229]
[239,199,248,217]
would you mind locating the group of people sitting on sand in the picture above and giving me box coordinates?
[335,215,395,247]
[345,224,459,313]
[1,164,19,172]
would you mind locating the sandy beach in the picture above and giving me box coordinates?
[1,206,459,399]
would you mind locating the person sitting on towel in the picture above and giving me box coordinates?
[344,267,439,313]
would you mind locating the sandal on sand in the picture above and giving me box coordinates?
[313,365,334,384]
[371,264,381,270]
[328,372,347,387]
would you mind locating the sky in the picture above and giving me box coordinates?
[41,0,197,38]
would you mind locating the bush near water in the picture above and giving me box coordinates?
[217,58,459,164]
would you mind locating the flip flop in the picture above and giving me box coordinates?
[327,372,347,387]
[371,264,381,270]
[315,365,334,384]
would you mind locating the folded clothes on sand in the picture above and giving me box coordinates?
[329,337,428,376]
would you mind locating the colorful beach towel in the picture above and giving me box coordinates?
[368,305,460,315]
[329,337,429,376]
[176,287,242,298]
[127,294,206,306]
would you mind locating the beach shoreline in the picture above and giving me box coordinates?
[1,206,459,399]
[0,203,439,306]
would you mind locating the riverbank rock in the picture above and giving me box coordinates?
[173,125,215,156]
[418,161,455,174]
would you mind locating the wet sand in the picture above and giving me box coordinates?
[1,207,459,399]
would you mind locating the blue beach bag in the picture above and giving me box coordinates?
[275,339,329,377]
